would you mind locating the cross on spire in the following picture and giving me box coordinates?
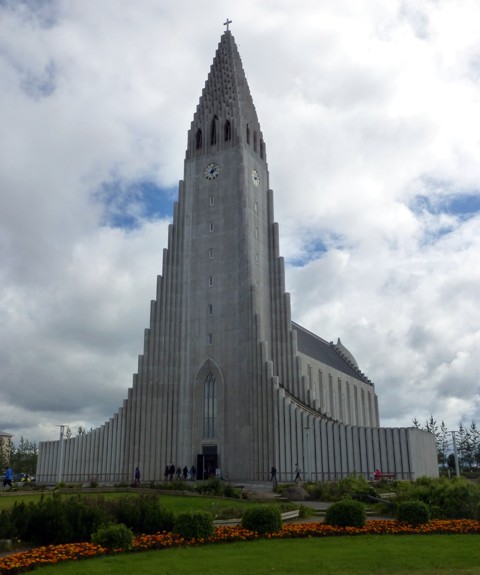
[223,18,232,31]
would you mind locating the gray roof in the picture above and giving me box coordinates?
[292,322,372,385]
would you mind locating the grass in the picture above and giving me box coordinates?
[0,489,256,516]
[31,535,480,575]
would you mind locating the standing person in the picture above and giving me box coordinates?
[294,463,302,482]
[182,465,188,480]
[190,464,196,481]
[271,466,277,483]
[134,466,141,486]
[164,465,169,481]
[175,465,182,480]
[168,463,175,481]
[3,466,13,489]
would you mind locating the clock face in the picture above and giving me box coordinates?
[205,163,220,180]
[252,169,260,187]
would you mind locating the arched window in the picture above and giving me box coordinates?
[246,124,250,144]
[210,115,218,145]
[224,120,232,142]
[195,128,202,150]
[203,371,217,438]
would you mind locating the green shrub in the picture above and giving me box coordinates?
[173,511,214,540]
[307,476,376,502]
[223,483,241,498]
[9,494,110,545]
[195,478,225,496]
[440,480,480,519]
[60,496,109,542]
[392,477,480,519]
[324,498,366,528]
[241,505,282,534]
[110,494,174,534]
[91,523,133,550]
[397,500,430,525]
[0,509,12,539]
[15,496,71,545]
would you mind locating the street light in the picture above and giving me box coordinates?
[57,425,67,483]
[303,426,311,482]
[449,430,460,478]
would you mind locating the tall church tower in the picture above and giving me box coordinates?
[148,28,288,479]
[37,29,439,483]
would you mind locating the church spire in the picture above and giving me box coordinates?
[187,30,266,162]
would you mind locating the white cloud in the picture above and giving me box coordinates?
[0,0,479,445]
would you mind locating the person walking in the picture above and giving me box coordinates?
[294,463,302,482]
[2,466,13,489]
[190,464,196,481]
[134,466,141,486]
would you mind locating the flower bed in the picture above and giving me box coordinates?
[1,520,479,574]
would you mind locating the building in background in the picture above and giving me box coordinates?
[37,29,438,483]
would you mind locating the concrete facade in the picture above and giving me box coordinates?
[36,30,438,484]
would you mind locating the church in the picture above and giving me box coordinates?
[37,27,438,483]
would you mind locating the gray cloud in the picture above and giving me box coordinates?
[1,0,479,444]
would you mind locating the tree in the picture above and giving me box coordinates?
[468,421,479,470]
[425,415,440,448]
[9,437,38,476]
[457,422,473,470]
[0,436,13,470]
[437,421,450,468]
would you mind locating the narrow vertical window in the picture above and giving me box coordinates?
[255,227,259,238]
[209,248,214,259]
[260,140,265,159]
[208,304,213,315]
[209,221,214,232]
[210,115,217,145]
[208,276,213,286]
[255,253,259,263]
[253,131,257,152]
[208,333,213,344]
[224,120,232,142]
[209,195,215,206]
[203,371,217,438]
[195,128,202,149]
[254,202,258,213]
[246,124,250,144]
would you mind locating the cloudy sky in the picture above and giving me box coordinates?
[1,0,479,446]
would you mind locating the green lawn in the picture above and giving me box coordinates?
[0,489,256,516]
[33,535,480,575]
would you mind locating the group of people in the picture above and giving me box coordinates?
[270,464,302,483]
[164,463,197,481]
[132,463,198,485]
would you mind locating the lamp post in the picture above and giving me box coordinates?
[303,426,311,482]
[450,431,460,478]
[57,425,66,483]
